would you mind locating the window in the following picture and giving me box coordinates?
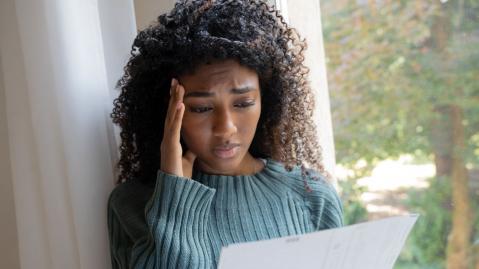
[321,0,479,267]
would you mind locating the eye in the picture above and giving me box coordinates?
[188,101,255,114]
[190,106,212,113]
[235,101,255,108]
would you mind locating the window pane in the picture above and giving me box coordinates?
[321,0,479,268]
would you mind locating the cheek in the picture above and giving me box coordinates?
[181,118,209,149]
[247,105,261,130]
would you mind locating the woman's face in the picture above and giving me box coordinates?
[178,59,261,175]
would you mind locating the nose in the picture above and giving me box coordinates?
[212,108,237,139]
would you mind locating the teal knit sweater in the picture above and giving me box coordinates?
[107,158,343,269]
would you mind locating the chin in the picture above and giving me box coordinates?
[199,153,245,174]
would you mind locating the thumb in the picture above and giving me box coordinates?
[182,150,197,179]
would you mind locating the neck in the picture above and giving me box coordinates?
[194,153,264,176]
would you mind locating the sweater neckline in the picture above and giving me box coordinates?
[193,157,270,178]
[193,158,274,188]
[193,157,304,191]
[193,157,292,187]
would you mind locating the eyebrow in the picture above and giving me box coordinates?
[183,86,254,99]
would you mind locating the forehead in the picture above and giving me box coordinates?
[179,59,259,91]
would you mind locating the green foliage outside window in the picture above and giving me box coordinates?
[321,0,479,267]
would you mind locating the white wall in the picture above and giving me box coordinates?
[134,0,176,30]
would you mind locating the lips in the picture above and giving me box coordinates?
[213,144,240,159]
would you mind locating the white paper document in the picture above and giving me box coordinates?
[218,214,418,269]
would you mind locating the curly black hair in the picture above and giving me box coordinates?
[111,0,328,188]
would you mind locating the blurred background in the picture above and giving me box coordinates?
[1,0,477,268]
[321,0,479,268]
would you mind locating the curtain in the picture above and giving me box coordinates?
[0,0,136,268]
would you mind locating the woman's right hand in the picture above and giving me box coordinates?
[160,78,197,179]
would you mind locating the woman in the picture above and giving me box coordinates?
[108,0,343,268]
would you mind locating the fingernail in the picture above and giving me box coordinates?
[171,78,176,87]
[176,102,182,110]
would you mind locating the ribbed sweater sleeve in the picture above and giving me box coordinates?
[108,170,216,269]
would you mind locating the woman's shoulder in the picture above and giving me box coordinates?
[297,168,344,228]
[108,179,154,213]
[265,159,343,223]
[266,158,338,196]
[304,171,342,209]
[107,179,154,240]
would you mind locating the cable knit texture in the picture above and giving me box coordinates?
[107,158,343,268]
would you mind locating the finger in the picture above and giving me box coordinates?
[177,83,185,102]
[169,80,183,124]
[165,78,178,125]
[170,87,184,141]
